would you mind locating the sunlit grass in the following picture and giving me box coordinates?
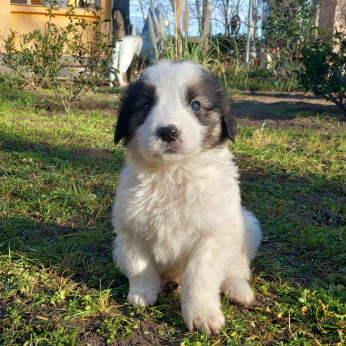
[0,86,344,345]
[233,119,344,181]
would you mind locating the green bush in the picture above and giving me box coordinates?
[262,0,315,91]
[3,0,114,113]
[299,32,345,116]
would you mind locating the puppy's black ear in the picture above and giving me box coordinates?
[114,80,155,145]
[114,101,130,145]
[114,82,138,145]
[221,101,237,142]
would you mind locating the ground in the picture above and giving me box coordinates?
[0,87,344,345]
[232,91,341,128]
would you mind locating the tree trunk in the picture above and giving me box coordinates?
[112,0,131,35]
[113,10,125,39]
[171,0,184,58]
[224,0,230,36]
[312,0,320,38]
[202,1,211,58]
[196,0,203,35]
[183,0,190,37]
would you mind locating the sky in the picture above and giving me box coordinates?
[129,0,263,37]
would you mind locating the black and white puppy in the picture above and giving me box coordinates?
[112,60,261,334]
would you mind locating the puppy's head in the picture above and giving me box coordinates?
[115,60,236,163]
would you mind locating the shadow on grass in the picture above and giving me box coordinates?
[0,130,124,287]
[233,99,342,124]
[95,87,125,95]
[1,130,344,290]
[239,166,345,285]
[0,211,187,344]
[1,128,345,344]
[234,91,321,100]
[0,130,124,173]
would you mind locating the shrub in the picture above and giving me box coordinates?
[262,0,315,91]
[160,35,227,80]
[3,0,114,113]
[299,32,345,116]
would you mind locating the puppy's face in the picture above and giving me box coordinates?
[115,61,236,163]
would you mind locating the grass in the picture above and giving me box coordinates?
[0,84,345,345]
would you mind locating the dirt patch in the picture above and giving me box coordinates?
[111,319,182,346]
[27,88,345,131]
[70,318,108,346]
[232,91,344,130]
[70,310,184,345]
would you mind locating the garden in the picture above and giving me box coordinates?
[0,0,345,345]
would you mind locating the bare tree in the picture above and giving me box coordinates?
[215,0,243,36]
[183,0,190,36]
[223,0,231,35]
[202,1,211,56]
[195,0,211,35]
[170,0,184,57]
[196,0,203,34]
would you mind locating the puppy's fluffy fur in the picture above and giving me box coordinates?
[112,60,261,334]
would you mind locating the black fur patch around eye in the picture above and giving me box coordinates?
[115,82,157,145]
[185,69,237,147]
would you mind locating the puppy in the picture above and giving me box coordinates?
[112,60,261,334]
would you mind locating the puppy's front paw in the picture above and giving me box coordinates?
[222,279,255,306]
[128,287,159,307]
[183,304,225,334]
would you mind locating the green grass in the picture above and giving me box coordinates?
[0,85,345,345]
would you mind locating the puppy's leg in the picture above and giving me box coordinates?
[181,237,226,335]
[113,237,161,306]
[222,208,261,305]
[241,207,262,261]
[221,251,255,306]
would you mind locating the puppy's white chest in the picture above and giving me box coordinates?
[123,169,204,231]
[114,151,241,269]
[119,171,204,267]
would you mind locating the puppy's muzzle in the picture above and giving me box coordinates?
[157,125,179,143]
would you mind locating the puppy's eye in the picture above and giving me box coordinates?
[191,101,201,112]
[144,103,153,112]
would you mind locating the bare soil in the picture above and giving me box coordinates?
[232,91,343,129]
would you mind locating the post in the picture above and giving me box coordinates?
[245,0,252,63]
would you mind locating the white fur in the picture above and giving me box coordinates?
[112,60,262,334]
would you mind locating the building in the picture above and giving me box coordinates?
[0,0,112,53]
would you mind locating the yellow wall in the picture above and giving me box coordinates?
[1,1,12,37]
[0,1,112,53]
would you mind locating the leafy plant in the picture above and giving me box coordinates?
[3,0,114,113]
[299,32,345,116]
[160,35,227,80]
[262,0,316,91]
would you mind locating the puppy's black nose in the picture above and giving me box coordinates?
[157,125,179,143]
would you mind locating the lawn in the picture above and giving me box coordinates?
[0,86,345,345]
